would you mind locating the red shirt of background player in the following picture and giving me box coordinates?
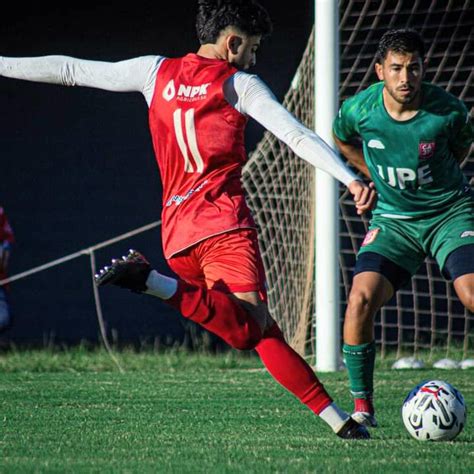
[0,207,15,283]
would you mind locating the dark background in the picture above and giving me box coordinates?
[0,1,313,347]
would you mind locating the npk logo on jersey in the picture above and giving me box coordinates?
[163,80,211,102]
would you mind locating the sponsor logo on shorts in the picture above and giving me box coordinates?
[460,230,474,238]
[362,228,379,246]
[418,141,436,160]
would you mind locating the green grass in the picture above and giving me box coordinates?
[0,347,473,473]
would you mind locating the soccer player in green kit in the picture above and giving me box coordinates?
[332,28,474,428]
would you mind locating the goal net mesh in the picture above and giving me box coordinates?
[242,0,473,362]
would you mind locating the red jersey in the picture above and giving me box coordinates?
[0,207,15,282]
[148,54,256,259]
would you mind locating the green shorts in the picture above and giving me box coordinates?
[358,198,474,276]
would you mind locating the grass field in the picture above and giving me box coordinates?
[0,347,473,473]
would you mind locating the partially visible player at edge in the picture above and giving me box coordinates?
[0,1,376,439]
[333,28,474,428]
[0,206,15,331]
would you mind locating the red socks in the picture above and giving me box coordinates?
[255,323,332,415]
[354,397,375,414]
[166,280,262,350]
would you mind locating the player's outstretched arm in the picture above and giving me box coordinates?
[236,73,376,214]
[0,55,160,98]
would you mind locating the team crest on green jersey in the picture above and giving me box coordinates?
[418,141,436,160]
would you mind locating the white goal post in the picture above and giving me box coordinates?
[314,0,341,372]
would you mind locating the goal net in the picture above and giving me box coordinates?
[242,0,473,362]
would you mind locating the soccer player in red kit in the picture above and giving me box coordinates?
[0,0,375,438]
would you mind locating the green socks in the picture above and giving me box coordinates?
[342,341,376,399]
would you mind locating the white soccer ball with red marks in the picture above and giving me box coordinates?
[402,380,466,441]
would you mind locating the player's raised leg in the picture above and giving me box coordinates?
[95,249,262,350]
[95,249,369,439]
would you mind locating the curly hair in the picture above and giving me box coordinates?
[196,0,273,45]
[376,29,425,63]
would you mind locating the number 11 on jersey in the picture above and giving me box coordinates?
[173,108,204,173]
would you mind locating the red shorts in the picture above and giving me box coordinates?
[167,228,267,301]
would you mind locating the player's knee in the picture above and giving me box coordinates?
[346,288,378,320]
[226,326,262,351]
[225,298,269,350]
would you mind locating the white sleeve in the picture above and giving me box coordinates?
[0,55,164,106]
[230,72,359,186]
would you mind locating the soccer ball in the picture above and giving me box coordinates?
[402,380,466,441]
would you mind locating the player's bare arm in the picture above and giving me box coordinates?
[333,134,371,178]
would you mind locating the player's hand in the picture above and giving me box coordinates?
[348,180,377,215]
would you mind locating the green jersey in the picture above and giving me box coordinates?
[333,82,473,218]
